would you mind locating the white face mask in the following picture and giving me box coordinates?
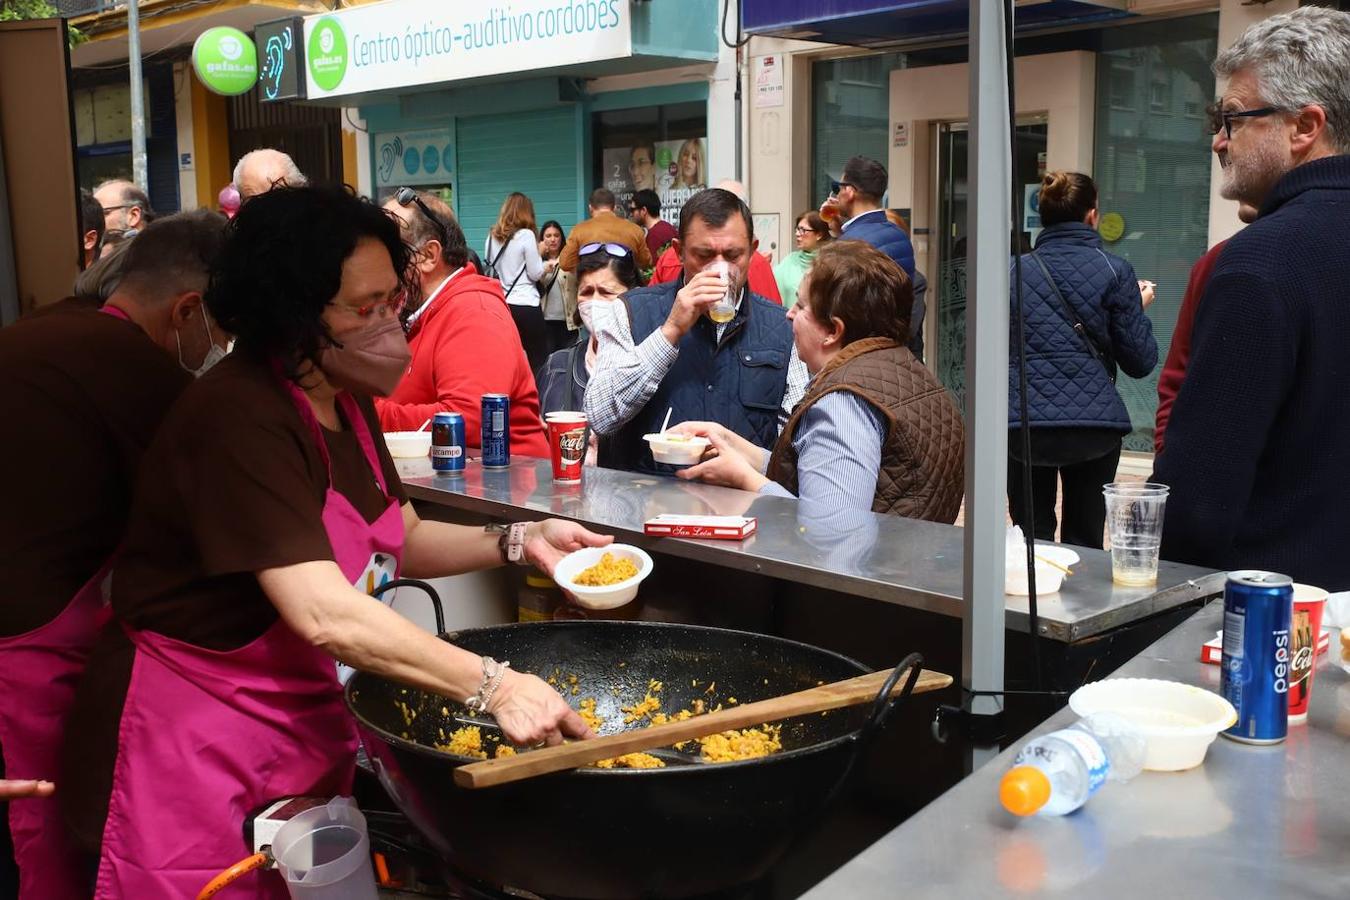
[176,310,229,377]
[577,299,595,333]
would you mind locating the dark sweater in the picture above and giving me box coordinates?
[1153,155,1350,589]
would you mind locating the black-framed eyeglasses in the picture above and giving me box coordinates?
[1206,102,1284,139]
[394,187,449,246]
[829,179,855,196]
[579,241,632,259]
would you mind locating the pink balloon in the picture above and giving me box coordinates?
[218,184,241,218]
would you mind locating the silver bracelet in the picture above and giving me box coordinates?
[466,656,511,713]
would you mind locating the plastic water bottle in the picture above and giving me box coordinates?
[999,713,1145,817]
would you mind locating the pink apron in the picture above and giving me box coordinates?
[0,304,137,899]
[94,378,404,899]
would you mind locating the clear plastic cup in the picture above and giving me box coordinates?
[1102,482,1169,586]
[706,260,738,324]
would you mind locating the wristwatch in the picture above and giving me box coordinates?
[485,522,529,565]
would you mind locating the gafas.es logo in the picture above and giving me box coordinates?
[307,17,348,91]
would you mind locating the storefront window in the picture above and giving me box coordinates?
[1092,15,1218,453]
[810,52,905,208]
[591,101,705,225]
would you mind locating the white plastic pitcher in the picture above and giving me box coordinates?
[270,797,378,900]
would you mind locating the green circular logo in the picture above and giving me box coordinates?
[308,17,348,92]
[191,27,258,96]
[1099,211,1126,243]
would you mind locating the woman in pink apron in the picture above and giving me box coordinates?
[82,187,608,898]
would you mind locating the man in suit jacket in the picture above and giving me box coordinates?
[826,155,921,354]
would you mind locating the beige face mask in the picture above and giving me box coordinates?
[318,316,411,396]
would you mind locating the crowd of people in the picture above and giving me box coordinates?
[1,6,1347,895]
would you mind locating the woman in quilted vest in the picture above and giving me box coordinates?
[1008,171,1158,547]
[670,241,965,521]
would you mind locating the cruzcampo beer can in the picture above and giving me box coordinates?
[431,411,465,474]
[1221,570,1293,744]
[481,393,510,469]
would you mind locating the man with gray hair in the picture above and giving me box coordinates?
[1155,5,1350,589]
[93,179,154,241]
[233,148,307,202]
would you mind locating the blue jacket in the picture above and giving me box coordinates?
[535,330,589,417]
[839,210,916,279]
[1008,222,1157,432]
[600,278,793,475]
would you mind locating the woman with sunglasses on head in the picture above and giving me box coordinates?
[60,187,609,898]
[486,192,549,373]
[535,244,644,462]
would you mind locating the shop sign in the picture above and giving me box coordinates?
[192,26,259,96]
[302,0,633,100]
[754,55,783,109]
[374,128,453,188]
[257,17,306,101]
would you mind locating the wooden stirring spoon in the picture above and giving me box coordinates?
[454,665,953,789]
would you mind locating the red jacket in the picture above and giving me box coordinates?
[376,268,549,458]
[1154,240,1227,455]
[649,246,783,304]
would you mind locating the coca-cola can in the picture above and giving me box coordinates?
[546,412,587,484]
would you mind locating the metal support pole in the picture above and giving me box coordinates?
[960,0,1012,771]
[127,0,148,189]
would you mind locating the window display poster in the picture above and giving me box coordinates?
[599,136,707,226]
[374,128,453,189]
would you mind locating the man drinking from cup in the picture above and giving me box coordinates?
[585,189,807,475]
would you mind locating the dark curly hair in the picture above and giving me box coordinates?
[206,185,416,381]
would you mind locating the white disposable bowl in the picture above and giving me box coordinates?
[384,431,432,458]
[643,434,710,466]
[1004,545,1080,595]
[1069,678,1237,772]
[552,544,653,610]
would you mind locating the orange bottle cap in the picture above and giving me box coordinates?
[1000,765,1052,817]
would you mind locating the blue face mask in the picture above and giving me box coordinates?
[175,310,229,377]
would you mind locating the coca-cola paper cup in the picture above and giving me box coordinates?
[546,412,587,484]
[1289,583,1328,723]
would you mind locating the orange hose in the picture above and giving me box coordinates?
[373,851,393,886]
[197,851,271,899]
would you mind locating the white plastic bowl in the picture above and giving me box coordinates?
[552,544,653,610]
[384,431,432,458]
[1005,544,1080,595]
[643,433,710,466]
[1069,678,1237,772]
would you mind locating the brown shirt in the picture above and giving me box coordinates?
[0,307,189,637]
[558,210,654,272]
[61,353,407,854]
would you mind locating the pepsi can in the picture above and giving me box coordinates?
[1221,570,1293,744]
[431,411,465,474]
[481,394,510,469]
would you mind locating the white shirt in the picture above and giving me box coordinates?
[485,230,545,307]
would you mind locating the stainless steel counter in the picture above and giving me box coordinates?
[801,602,1350,899]
[398,457,1222,643]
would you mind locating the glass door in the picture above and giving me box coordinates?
[934,119,1048,411]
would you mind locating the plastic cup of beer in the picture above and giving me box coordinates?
[1102,482,1170,586]
[706,260,737,324]
[1288,583,1328,723]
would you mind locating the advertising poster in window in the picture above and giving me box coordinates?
[592,101,705,228]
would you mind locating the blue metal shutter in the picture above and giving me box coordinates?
[455,106,581,255]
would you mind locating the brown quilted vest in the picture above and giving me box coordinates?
[766,337,965,522]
